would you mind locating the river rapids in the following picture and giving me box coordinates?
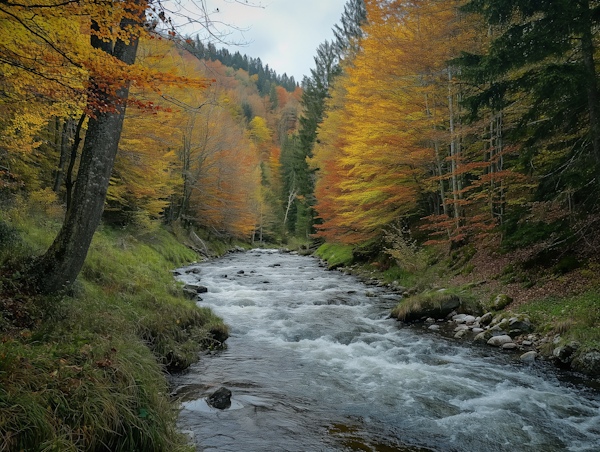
[171,249,600,452]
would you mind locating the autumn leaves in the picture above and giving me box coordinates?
[312,0,473,244]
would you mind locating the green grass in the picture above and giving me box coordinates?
[391,291,459,321]
[517,291,600,351]
[315,243,355,268]
[0,204,229,451]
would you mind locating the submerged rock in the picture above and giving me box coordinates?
[207,387,232,410]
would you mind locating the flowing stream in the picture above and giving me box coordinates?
[171,249,600,452]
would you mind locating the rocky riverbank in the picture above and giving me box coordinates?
[314,255,600,381]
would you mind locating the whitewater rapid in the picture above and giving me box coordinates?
[171,249,600,452]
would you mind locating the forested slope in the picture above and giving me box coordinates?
[306,0,600,376]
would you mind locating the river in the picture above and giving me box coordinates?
[171,249,600,452]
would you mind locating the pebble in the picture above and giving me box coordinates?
[472,328,484,334]
[522,340,533,346]
[520,351,537,362]
[454,325,469,332]
[428,325,440,330]
[502,343,518,350]
[455,329,468,339]
[487,335,513,347]
[464,315,476,324]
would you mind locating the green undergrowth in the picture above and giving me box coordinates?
[517,291,600,351]
[0,203,228,451]
[315,243,355,268]
[391,291,458,321]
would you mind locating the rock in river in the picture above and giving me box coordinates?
[520,351,537,362]
[207,387,232,410]
[572,351,600,377]
[487,335,513,347]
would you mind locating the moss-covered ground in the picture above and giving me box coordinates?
[0,200,231,451]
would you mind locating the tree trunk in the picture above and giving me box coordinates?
[64,114,86,211]
[29,10,142,294]
[581,1,600,165]
[448,70,460,222]
[283,186,298,233]
[53,118,72,193]
[434,140,447,217]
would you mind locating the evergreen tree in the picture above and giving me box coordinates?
[286,0,367,237]
[457,0,600,203]
[333,0,367,56]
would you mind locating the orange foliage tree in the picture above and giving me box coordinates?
[0,0,215,293]
[311,0,503,246]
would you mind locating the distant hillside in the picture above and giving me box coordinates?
[184,37,299,95]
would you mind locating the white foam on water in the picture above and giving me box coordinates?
[173,250,600,452]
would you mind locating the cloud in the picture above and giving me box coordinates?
[202,0,349,81]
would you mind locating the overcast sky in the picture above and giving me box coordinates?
[199,0,349,82]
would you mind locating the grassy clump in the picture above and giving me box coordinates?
[391,290,466,322]
[315,243,355,268]
[0,198,227,451]
[517,291,600,351]
[391,286,483,322]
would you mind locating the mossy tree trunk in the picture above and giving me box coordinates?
[29,14,141,294]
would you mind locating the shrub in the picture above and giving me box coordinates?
[383,224,427,273]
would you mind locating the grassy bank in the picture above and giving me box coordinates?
[0,198,229,451]
[317,241,600,377]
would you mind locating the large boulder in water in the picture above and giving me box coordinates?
[571,351,600,377]
[207,387,232,410]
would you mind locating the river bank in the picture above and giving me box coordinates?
[314,243,600,381]
[0,201,237,451]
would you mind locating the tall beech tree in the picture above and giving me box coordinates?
[29,1,148,293]
[2,0,213,293]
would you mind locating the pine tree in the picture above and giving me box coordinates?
[457,0,600,203]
